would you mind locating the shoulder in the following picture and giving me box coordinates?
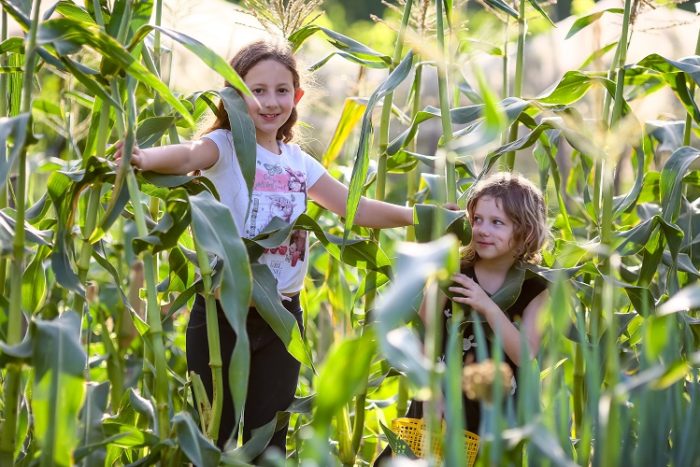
[202,128,232,141]
[280,143,325,179]
[281,142,319,163]
[518,270,548,306]
[201,129,233,154]
[524,274,547,294]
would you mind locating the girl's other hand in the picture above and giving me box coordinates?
[448,274,497,317]
[114,140,146,170]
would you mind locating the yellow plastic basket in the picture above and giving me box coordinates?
[391,417,479,466]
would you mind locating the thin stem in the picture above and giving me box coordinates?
[376,0,413,204]
[0,10,7,117]
[405,62,424,243]
[193,239,224,441]
[0,10,8,299]
[123,77,171,441]
[504,0,526,170]
[0,0,42,462]
[423,279,442,467]
[683,28,700,146]
[352,0,414,458]
[436,0,455,203]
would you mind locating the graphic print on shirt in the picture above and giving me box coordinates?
[245,159,309,278]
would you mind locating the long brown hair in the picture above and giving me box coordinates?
[461,172,547,265]
[206,39,300,143]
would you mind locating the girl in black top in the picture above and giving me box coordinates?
[375,172,549,464]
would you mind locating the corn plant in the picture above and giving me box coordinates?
[0,0,699,465]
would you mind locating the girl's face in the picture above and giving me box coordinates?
[470,195,517,265]
[242,59,299,151]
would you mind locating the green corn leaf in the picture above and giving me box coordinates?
[189,191,252,427]
[579,41,618,69]
[54,0,95,24]
[637,54,700,87]
[128,25,250,97]
[0,37,24,53]
[344,51,414,240]
[322,98,366,167]
[230,416,278,462]
[527,0,555,26]
[0,210,52,255]
[613,144,646,215]
[136,116,176,148]
[36,17,194,125]
[650,360,690,390]
[75,382,110,465]
[0,113,30,193]
[660,146,700,223]
[32,312,87,467]
[51,239,85,296]
[295,214,393,274]
[313,332,376,427]
[374,236,460,389]
[251,264,314,369]
[386,149,420,173]
[172,412,221,466]
[535,71,612,106]
[565,8,623,39]
[659,283,700,315]
[132,188,191,255]
[379,421,418,459]
[413,204,469,244]
[21,246,48,313]
[483,0,519,18]
[91,245,137,315]
[0,331,33,368]
[218,87,257,202]
[309,50,393,71]
[288,25,391,67]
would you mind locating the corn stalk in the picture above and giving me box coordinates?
[121,77,171,442]
[503,0,526,170]
[0,9,8,299]
[0,1,41,463]
[349,1,415,459]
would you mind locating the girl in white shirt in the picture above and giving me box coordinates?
[116,38,413,459]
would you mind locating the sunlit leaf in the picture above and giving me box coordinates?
[313,332,376,427]
[251,264,313,369]
[32,312,87,467]
[172,412,221,466]
[565,8,623,39]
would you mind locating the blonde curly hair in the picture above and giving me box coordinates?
[461,172,547,265]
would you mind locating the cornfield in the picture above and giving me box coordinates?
[0,0,699,466]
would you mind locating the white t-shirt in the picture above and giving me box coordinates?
[201,129,326,294]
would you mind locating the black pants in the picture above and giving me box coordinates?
[186,293,303,457]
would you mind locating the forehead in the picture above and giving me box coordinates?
[244,59,294,85]
[473,195,508,216]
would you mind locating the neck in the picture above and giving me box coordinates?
[475,256,516,274]
[257,133,281,154]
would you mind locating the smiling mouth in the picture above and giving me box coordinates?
[260,113,280,120]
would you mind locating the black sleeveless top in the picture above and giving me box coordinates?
[407,264,547,432]
[448,265,547,369]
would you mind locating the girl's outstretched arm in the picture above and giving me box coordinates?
[308,173,413,228]
[114,139,219,175]
[449,274,548,366]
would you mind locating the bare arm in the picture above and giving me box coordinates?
[307,173,413,228]
[114,138,219,175]
[449,274,548,366]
